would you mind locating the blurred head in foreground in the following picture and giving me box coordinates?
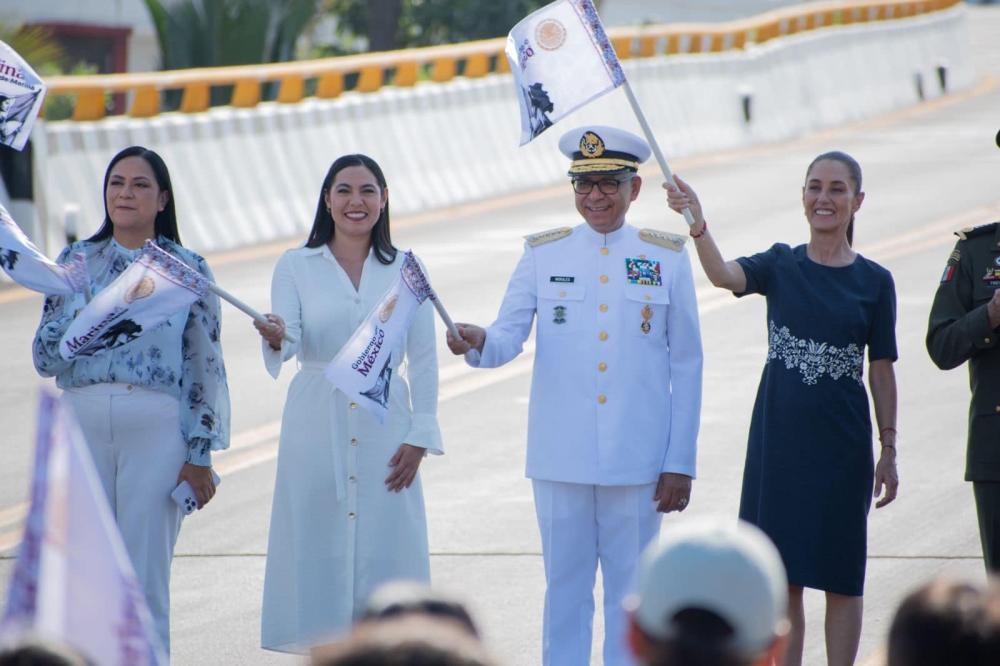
[623,520,790,666]
[0,638,93,666]
[360,580,479,638]
[311,615,500,666]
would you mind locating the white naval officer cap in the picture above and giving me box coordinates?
[623,519,789,659]
[558,125,651,176]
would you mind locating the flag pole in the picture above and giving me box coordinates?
[429,295,476,364]
[207,283,298,344]
[621,80,696,228]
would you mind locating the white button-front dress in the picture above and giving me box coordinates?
[259,244,443,654]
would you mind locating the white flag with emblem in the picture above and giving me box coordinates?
[59,240,209,360]
[324,251,435,425]
[0,204,88,295]
[0,39,47,151]
[0,389,166,665]
[506,0,625,145]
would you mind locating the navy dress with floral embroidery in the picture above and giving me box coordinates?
[735,243,896,596]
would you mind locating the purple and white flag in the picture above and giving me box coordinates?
[0,40,46,151]
[0,389,166,665]
[506,0,625,145]
[59,240,209,360]
[0,204,88,295]
[324,251,434,424]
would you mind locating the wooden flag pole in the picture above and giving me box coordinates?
[429,295,477,364]
[208,282,298,344]
[621,80,696,228]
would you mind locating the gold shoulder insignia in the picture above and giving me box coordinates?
[524,227,572,247]
[639,228,687,252]
[955,222,1000,242]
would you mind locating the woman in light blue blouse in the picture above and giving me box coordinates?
[32,146,231,656]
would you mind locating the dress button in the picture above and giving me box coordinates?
[600,247,609,256]
[599,303,608,312]
[599,332,608,341]
[986,337,992,344]
[598,362,607,371]
[351,438,358,446]
[559,291,566,297]
[645,295,651,301]
[995,406,1000,414]
[126,384,133,391]
[349,513,356,519]
[597,395,607,404]
[350,402,357,410]
[350,476,357,483]
[600,275,609,284]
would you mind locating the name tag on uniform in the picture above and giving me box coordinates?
[626,258,661,286]
[550,276,575,283]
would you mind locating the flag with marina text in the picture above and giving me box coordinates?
[0,204,88,295]
[0,390,166,665]
[0,39,46,151]
[324,251,435,425]
[59,240,209,360]
[506,0,625,145]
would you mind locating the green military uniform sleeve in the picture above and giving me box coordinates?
[927,234,1000,370]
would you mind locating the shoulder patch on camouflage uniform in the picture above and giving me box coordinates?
[638,228,687,252]
[524,227,572,247]
[955,222,999,241]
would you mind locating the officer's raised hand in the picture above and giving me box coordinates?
[988,289,1000,329]
[446,323,486,355]
[654,472,693,513]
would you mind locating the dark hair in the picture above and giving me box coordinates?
[305,154,397,265]
[315,616,499,666]
[646,608,747,666]
[0,641,94,666]
[887,580,987,666]
[362,582,479,638]
[805,151,862,247]
[86,146,180,245]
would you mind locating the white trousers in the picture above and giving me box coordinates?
[532,480,661,666]
[62,384,187,658]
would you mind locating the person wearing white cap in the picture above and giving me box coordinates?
[624,520,790,666]
[446,125,703,665]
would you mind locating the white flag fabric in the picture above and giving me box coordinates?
[59,240,209,360]
[0,204,88,295]
[324,251,435,424]
[0,40,46,151]
[506,0,625,145]
[0,389,166,665]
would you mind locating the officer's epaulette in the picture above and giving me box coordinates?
[638,228,687,252]
[524,227,572,247]
[955,222,999,241]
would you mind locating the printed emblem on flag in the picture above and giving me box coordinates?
[536,20,567,50]
[124,277,156,303]
[380,295,398,323]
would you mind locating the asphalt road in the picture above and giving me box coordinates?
[3,6,1000,665]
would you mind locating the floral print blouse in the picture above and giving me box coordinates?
[32,236,231,465]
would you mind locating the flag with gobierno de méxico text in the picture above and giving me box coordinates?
[506,0,625,145]
[58,240,210,360]
[0,389,166,665]
[324,251,435,425]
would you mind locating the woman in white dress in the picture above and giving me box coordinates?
[254,154,443,654]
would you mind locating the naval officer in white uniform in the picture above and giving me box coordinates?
[447,125,703,665]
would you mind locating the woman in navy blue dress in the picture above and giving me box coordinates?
[665,152,899,666]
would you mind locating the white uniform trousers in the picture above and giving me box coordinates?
[532,480,661,666]
[62,384,187,657]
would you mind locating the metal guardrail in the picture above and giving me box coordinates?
[41,0,962,122]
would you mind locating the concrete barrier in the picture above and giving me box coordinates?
[18,4,972,263]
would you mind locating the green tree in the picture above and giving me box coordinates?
[142,0,322,105]
[326,0,552,52]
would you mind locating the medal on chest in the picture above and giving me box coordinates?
[626,257,662,286]
[641,304,653,334]
[553,305,567,324]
